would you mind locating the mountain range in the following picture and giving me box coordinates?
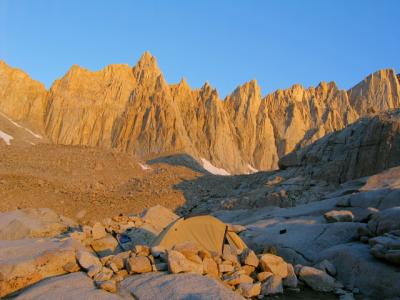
[0,52,399,173]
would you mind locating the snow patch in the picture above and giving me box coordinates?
[139,163,151,170]
[247,164,258,173]
[0,112,43,139]
[200,158,230,176]
[0,130,13,145]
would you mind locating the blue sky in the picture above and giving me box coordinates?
[0,0,399,97]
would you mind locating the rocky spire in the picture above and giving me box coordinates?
[348,69,400,115]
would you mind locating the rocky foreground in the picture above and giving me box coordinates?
[1,165,400,300]
[0,205,356,299]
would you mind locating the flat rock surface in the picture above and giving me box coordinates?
[318,242,400,299]
[14,272,124,300]
[0,238,78,297]
[120,272,245,300]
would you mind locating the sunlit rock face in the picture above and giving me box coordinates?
[0,53,399,174]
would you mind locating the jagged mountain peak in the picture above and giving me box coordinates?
[0,54,399,174]
[316,81,339,91]
[231,79,260,97]
[175,78,191,92]
[348,68,400,116]
[134,51,160,73]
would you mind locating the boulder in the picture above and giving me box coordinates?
[218,263,234,273]
[87,265,102,278]
[0,238,77,297]
[238,282,261,298]
[283,263,298,288]
[91,222,107,240]
[261,275,283,295]
[93,267,113,281]
[240,248,259,267]
[91,235,119,257]
[14,272,122,299]
[113,269,129,282]
[0,208,75,240]
[348,207,377,223]
[299,266,336,292]
[134,245,150,256]
[369,232,400,265]
[257,271,273,282]
[140,205,179,234]
[63,261,80,273]
[259,253,288,277]
[109,252,130,270]
[314,259,337,276]
[125,256,152,274]
[76,249,102,270]
[324,210,354,223]
[367,207,400,235]
[224,273,253,286]
[203,257,219,277]
[97,279,117,293]
[318,242,400,299]
[222,244,239,263]
[243,219,366,264]
[167,250,203,274]
[120,272,244,300]
[240,265,255,275]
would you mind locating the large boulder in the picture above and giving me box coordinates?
[0,238,79,297]
[140,205,179,235]
[125,256,152,274]
[91,235,120,257]
[298,266,336,292]
[0,208,76,240]
[14,272,123,299]
[369,232,400,265]
[242,218,365,265]
[318,242,400,299]
[261,274,283,295]
[167,250,203,274]
[120,272,245,300]
[367,207,400,235]
[240,248,259,267]
[259,254,288,277]
[324,210,354,223]
[76,249,102,270]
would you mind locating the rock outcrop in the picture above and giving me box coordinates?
[121,272,245,300]
[0,238,79,297]
[216,165,400,299]
[0,54,399,174]
[348,69,400,116]
[0,61,47,133]
[14,272,123,300]
[279,110,400,183]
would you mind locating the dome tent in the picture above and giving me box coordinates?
[151,215,247,254]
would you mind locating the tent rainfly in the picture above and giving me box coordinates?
[151,215,247,255]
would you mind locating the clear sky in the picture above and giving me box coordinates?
[0,0,399,97]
